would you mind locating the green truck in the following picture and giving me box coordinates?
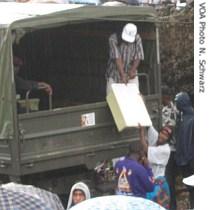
[0,3,162,192]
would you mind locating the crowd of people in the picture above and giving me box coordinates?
[65,23,194,210]
[106,22,193,210]
[66,88,193,209]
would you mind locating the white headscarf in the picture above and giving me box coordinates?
[66,182,91,210]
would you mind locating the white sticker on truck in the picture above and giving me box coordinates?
[81,112,95,127]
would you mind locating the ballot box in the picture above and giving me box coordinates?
[106,83,152,132]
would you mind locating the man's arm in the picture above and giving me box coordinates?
[109,34,127,83]
[15,75,39,91]
[15,75,53,95]
[115,58,127,83]
[128,34,144,80]
[139,125,148,153]
[128,59,140,80]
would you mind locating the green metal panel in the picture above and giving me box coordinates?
[18,102,137,174]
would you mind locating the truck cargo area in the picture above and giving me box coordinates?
[13,20,158,110]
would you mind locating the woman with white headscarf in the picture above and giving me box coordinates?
[66,182,91,209]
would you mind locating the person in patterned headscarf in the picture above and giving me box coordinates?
[161,85,178,128]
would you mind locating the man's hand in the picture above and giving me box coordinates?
[140,156,149,167]
[38,82,53,95]
[128,69,137,80]
[115,58,128,84]
[128,59,140,80]
[120,73,128,84]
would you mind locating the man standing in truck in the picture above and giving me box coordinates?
[105,23,144,95]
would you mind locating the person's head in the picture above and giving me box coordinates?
[121,23,137,43]
[127,141,145,161]
[67,182,91,209]
[161,85,172,106]
[157,126,173,145]
[72,189,86,205]
[175,91,193,112]
[13,56,23,74]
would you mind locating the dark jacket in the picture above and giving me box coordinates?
[15,75,39,92]
[175,92,194,166]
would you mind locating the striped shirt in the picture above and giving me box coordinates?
[106,33,144,82]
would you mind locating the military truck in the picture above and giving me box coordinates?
[0,3,162,193]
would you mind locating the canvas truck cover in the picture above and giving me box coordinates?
[0,2,157,139]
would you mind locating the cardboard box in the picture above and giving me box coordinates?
[106,83,152,132]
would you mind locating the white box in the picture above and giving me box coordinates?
[106,83,152,132]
